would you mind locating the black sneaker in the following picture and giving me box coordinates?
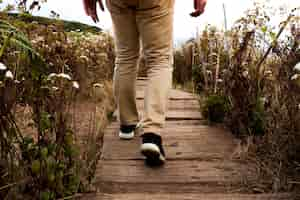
[140,133,166,166]
[119,124,136,140]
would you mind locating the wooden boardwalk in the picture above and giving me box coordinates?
[81,78,291,200]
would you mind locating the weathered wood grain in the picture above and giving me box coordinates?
[104,124,231,138]
[82,193,292,200]
[102,124,237,160]
[81,78,291,199]
[113,109,203,121]
[137,99,200,110]
[102,138,236,160]
[96,160,255,185]
[107,120,208,129]
[136,89,197,100]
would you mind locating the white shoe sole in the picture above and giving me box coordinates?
[141,143,165,162]
[119,131,134,140]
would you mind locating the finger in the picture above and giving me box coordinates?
[190,8,204,17]
[201,1,207,11]
[92,15,98,23]
[191,1,206,17]
[91,0,99,22]
[83,0,90,15]
[91,11,99,23]
[190,10,200,17]
[91,9,99,22]
[194,0,200,10]
[98,0,105,11]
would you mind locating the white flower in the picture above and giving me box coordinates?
[0,62,7,71]
[294,62,300,72]
[264,70,272,75]
[247,24,256,31]
[57,73,72,81]
[52,86,59,91]
[72,81,80,89]
[291,74,299,80]
[5,70,14,79]
[242,70,249,78]
[217,79,223,83]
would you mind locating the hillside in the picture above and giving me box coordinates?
[6,13,102,33]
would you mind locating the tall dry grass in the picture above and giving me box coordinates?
[173,5,300,193]
[0,12,115,199]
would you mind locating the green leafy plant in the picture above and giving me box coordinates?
[0,19,40,60]
[202,95,230,123]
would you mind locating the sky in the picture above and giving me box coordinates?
[1,0,299,43]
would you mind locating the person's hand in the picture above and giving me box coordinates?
[190,0,207,17]
[83,0,104,23]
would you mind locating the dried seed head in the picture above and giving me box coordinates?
[5,70,14,79]
[57,73,72,81]
[72,81,80,89]
[294,62,300,72]
[52,86,59,91]
[291,74,299,80]
[264,70,272,75]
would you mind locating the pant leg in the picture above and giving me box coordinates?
[106,0,140,126]
[136,0,175,135]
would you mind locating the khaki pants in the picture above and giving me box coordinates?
[106,0,174,135]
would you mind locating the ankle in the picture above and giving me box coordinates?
[120,124,136,133]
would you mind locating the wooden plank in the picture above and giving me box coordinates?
[166,110,202,120]
[104,124,228,138]
[137,99,200,110]
[96,160,255,185]
[137,77,148,81]
[136,90,197,100]
[82,193,292,200]
[94,182,244,194]
[113,109,203,121]
[101,136,236,160]
[136,80,147,86]
[107,120,207,129]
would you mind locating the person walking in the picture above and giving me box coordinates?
[83,0,207,165]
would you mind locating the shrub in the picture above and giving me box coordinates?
[201,95,230,123]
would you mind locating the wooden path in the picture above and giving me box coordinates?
[81,78,291,200]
